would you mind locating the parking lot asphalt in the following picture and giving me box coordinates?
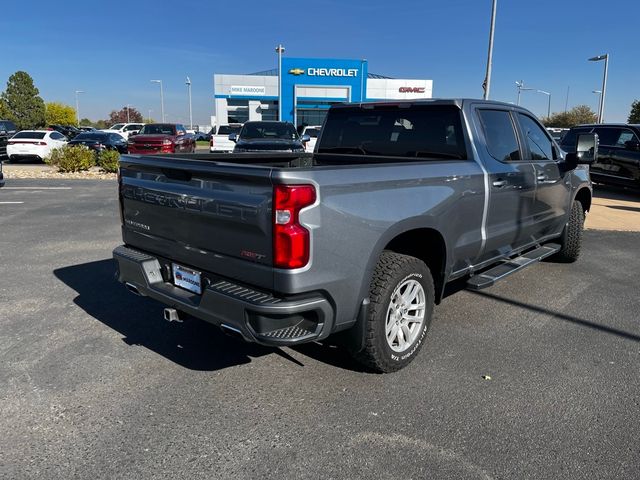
[1,178,639,479]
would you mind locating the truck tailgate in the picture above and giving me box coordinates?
[118,155,274,290]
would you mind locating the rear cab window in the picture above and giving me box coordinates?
[317,104,467,160]
[12,131,46,139]
[477,109,521,161]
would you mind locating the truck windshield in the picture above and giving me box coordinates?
[317,105,467,160]
[139,124,177,135]
[240,123,298,140]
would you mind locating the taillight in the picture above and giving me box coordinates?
[273,184,316,269]
[7,141,14,145]
[209,137,214,147]
[37,142,47,146]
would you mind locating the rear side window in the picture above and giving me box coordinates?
[517,113,553,160]
[478,109,520,161]
[50,132,64,140]
[318,105,467,160]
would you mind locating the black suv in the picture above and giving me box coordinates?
[49,124,80,140]
[561,124,640,189]
[0,120,18,158]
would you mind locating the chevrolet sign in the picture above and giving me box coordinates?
[289,67,359,77]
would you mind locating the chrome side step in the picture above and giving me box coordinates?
[466,243,560,291]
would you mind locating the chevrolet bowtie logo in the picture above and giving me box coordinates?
[288,68,305,75]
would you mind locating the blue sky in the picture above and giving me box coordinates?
[1,0,638,125]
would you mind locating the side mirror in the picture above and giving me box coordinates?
[300,134,311,143]
[228,133,237,142]
[565,133,598,170]
[624,140,640,151]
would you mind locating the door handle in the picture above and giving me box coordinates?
[492,179,507,188]
[537,174,547,181]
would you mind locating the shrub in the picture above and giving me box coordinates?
[46,145,95,172]
[97,149,120,173]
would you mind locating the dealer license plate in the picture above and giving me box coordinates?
[172,263,202,294]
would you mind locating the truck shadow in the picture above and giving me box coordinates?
[593,184,640,203]
[468,290,640,343]
[54,259,280,371]
[53,259,365,372]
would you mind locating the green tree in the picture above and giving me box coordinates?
[108,106,143,124]
[45,102,77,126]
[0,98,10,119]
[79,117,94,127]
[0,71,46,129]
[543,105,597,128]
[627,100,640,124]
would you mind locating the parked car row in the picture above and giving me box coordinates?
[0,121,196,162]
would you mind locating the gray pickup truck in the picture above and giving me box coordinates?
[113,99,597,372]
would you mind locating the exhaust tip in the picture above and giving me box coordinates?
[220,324,247,342]
[125,282,143,296]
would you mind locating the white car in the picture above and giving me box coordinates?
[102,123,145,140]
[301,125,322,152]
[6,130,68,162]
[209,124,243,152]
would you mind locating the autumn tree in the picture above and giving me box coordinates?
[0,71,46,129]
[45,102,77,125]
[108,106,143,125]
[627,100,640,124]
[543,105,597,128]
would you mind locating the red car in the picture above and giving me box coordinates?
[127,123,196,155]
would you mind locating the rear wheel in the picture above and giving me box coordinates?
[552,200,584,263]
[353,251,435,373]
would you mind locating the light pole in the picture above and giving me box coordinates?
[482,0,497,100]
[186,76,193,130]
[75,90,84,125]
[592,90,602,115]
[275,44,285,120]
[148,109,153,123]
[515,81,533,105]
[537,90,551,119]
[126,104,130,123]
[588,54,609,123]
[150,80,164,122]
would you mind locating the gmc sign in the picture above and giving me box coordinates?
[399,87,426,93]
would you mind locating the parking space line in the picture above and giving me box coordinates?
[2,187,72,190]
[0,201,24,204]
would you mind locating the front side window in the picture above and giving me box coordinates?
[318,105,467,159]
[592,127,621,147]
[110,123,125,130]
[612,129,639,147]
[478,109,520,161]
[518,113,553,160]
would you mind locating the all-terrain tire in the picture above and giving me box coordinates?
[552,200,585,263]
[353,251,435,373]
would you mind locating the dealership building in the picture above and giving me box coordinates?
[213,57,433,127]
